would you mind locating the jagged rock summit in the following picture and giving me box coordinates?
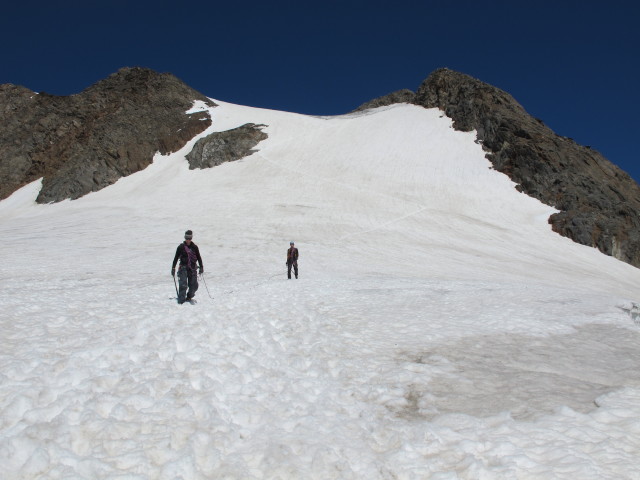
[357,68,640,268]
[0,67,215,203]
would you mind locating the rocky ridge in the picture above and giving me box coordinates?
[357,68,640,268]
[354,89,416,112]
[0,67,215,203]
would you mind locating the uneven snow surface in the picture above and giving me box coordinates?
[1,101,640,479]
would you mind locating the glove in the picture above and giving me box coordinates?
[199,267,203,274]
[171,268,175,276]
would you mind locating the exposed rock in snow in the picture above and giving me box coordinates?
[186,123,268,170]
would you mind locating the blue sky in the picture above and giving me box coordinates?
[2,1,638,181]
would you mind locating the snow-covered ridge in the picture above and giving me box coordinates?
[1,100,639,479]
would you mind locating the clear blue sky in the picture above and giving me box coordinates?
[2,1,638,181]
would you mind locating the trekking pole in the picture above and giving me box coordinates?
[200,272,214,299]
[172,272,179,298]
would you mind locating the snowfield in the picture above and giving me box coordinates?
[1,100,640,479]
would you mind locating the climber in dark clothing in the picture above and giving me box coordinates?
[171,230,204,304]
[286,241,299,279]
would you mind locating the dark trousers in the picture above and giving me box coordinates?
[287,261,298,279]
[178,267,198,303]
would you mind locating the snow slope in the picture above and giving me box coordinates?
[1,100,640,479]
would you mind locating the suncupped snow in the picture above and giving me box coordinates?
[1,100,639,479]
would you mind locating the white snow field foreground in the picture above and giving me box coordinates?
[1,100,640,480]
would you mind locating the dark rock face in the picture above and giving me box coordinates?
[352,89,416,112]
[414,68,640,267]
[186,124,268,169]
[358,68,640,268]
[0,67,215,203]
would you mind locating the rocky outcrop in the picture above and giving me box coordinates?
[186,124,268,169]
[0,67,215,203]
[415,69,640,267]
[357,68,640,268]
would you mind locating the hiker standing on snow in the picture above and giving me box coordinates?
[286,241,299,279]
[171,230,204,304]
